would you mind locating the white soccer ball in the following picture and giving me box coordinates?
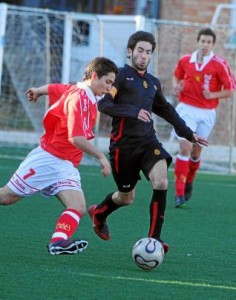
[132,237,164,270]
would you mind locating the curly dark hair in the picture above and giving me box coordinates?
[127,31,156,52]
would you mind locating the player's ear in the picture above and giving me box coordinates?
[127,48,132,59]
[91,71,98,80]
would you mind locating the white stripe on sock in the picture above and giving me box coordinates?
[176,154,189,161]
[51,232,68,240]
[62,210,80,223]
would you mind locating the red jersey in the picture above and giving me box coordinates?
[40,83,98,167]
[174,51,236,109]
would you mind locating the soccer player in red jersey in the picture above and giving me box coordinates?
[88,31,208,254]
[0,57,118,255]
[172,28,236,208]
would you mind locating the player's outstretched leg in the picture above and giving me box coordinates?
[48,239,88,255]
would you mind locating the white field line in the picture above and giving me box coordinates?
[70,272,236,291]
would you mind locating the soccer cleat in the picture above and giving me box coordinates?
[48,239,88,255]
[88,204,110,240]
[157,238,170,254]
[175,195,186,208]
[185,183,193,201]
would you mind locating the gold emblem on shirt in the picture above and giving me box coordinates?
[195,75,201,82]
[154,149,160,155]
[143,80,148,88]
[109,86,117,98]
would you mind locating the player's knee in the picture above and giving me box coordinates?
[152,177,168,190]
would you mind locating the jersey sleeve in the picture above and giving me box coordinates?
[218,60,236,90]
[174,56,187,79]
[48,84,73,106]
[174,59,184,79]
[67,90,95,140]
[98,69,140,118]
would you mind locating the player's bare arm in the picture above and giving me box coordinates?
[203,89,233,100]
[172,76,183,95]
[69,136,111,176]
[25,85,49,102]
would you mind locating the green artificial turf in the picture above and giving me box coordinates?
[0,159,235,299]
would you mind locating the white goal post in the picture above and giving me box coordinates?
[0,3,7,95]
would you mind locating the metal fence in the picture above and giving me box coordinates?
[0,4,235,172]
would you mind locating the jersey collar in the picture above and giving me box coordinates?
[77,82,98,104]
[190,50,214,71]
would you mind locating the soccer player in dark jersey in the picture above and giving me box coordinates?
[88,31,208,253]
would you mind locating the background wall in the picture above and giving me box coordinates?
[160,0,233,23]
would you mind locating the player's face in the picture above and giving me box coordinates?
[129,41,153,71]
[92,72,116,96]
[197,34,215,56]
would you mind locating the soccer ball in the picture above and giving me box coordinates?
[132,237,164,270]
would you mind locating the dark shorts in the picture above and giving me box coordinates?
[109,140,172,192]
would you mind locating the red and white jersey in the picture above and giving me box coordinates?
[40,83,98,167]
[174,51,236,109]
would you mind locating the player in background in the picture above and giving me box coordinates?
[88,31,208,253]
[0,57,118,255]
[172,28,236,208]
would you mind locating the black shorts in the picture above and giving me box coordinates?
[109,140,172,192]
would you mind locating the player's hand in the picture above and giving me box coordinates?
[191,133,209,147]
[137,109,151,122]
[25,87,41,102]
[173,82,183,95]
[98,154,111,177]
[203,89,211,99]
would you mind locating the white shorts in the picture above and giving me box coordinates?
[7,146,82,197]
[172,103,216,140]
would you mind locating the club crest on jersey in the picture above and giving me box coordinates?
[154,149,160,155]
[195,74,201,82]
[143,80,148,88]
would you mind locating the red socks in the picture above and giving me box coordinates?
[187,158,200,184]
[175,156,201,196]
[174,156,189,197]
[50,208,82,244]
